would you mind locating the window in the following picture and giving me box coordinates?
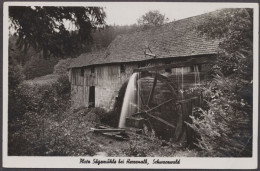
[120,64,126,73]
[80,68,84,77]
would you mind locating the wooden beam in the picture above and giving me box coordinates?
[175,97,198,104]
[145,52,156,57]
[91,128,125,133]
[132,111,176,129]
[147,75,157,106]
[134,57,215,72]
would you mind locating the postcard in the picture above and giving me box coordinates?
[2,1,259,169]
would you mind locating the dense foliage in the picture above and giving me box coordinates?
[9,6,106,58]
[197,8,253,83]
[187,75,252,157]
[8,6,143,80]
[9,36,37,66]
[8,58,26,119]
[8,74,72,155]
[188,8,253,157]
[9,23,139,79]
[23,56,59,79]
[53,58,73,75]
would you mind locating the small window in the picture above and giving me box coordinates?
[120,64,126,73]
[91,66,94,74]
[165,61,172,73]
[80,68,84,77]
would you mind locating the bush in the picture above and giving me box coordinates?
[123,139,150,157]
[123,130,160,157]
[191,9,253,157]
[187,74,252,157]
[8,62,24,90]
[53,58,73,75]
[20,74,71,114]
[8,62,26,120]
[8,107,102,156]
[8,75,72,155]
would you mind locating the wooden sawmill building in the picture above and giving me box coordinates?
[68,11,221,111]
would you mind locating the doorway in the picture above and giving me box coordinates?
[89,86,95,107]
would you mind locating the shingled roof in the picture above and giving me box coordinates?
[70,10,221,68]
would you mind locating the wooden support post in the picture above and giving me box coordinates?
[147,75,157,106]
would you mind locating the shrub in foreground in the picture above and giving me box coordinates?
[187,74,252,157]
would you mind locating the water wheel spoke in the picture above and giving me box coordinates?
[132,98,175,117]
[131,111,175,129]
[128,71,179,135]
[139,93,145,107]
[145,112,176,129]
[147,98,175,112]
[147,75,157,106]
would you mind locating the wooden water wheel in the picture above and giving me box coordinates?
[126,57,214,145]
[129,70,199,145]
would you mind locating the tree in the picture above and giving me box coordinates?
[197,8,253,103]
[9,35,37,66]
[9,6,106,58]
[188,8,253,157]
[23,55,59,79]
[197,8,253,82]
[137,10,168,28]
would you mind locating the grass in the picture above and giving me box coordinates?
[23,74,60,85]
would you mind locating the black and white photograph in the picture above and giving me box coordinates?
[2,1,259,169]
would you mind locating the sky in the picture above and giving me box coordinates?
[9,2,223,34]
[8,2,255,32]
[102,3,222,26]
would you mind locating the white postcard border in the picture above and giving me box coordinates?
[2,2,259,169]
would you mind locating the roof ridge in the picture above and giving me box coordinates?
[108,9,224,43]
[69,9,222,68]
[165,8,224,25]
